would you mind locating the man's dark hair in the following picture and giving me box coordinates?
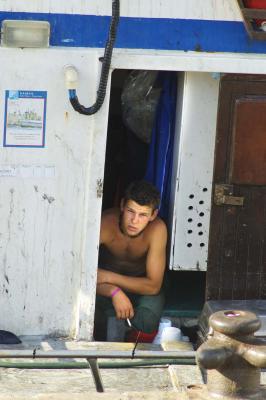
[124,180,160,210]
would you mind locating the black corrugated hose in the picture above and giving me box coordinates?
[69,0,120,115]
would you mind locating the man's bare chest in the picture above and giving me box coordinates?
[107,236,148,261]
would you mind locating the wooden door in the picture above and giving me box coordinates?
[207,74,266,300]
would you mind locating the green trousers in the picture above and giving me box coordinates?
[94,290,165,340]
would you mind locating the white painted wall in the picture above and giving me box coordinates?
[169,72,219,271]
[0,0,242,21]
[0,47,109,339]
[2,45,266,337]
[2,42,266,336]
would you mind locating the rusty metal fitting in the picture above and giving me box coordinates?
[196,309,266,399]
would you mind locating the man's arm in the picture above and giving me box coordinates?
[98,214,135,319]
[97,221,167,295]
[96,283,117,297]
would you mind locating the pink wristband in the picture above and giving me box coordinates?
[111,287,121,298]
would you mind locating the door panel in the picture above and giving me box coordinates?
[207,74,266,300]
[230,97,266,185]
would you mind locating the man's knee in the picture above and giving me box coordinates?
[131,307,160,333]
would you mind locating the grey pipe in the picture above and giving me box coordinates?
[0,359,196,369]
[87,358,104,392]
[0,349,195,359]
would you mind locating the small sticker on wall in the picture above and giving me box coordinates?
[3,90,47,148]
[0,164,56,178]
[0,165,16,177]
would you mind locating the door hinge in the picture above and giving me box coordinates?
[96,179,103,198]
[214,184,244,206]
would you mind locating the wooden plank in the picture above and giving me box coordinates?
[161,340,203,393]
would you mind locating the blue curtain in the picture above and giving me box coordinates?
[144,72,177,221]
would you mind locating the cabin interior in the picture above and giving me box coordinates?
[101,69,206,342]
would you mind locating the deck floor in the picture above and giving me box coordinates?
[0,336,266,399]
[0,336,202,399]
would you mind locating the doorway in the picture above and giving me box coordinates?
[101,69,206,322]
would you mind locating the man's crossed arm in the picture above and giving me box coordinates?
[97,223,167,296]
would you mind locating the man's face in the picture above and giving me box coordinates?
[120,199,158,237]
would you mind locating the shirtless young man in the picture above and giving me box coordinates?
[94,180,167,340]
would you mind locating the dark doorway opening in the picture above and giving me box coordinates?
[101,69,206,340]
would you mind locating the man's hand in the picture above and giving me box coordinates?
[112,290,134,320]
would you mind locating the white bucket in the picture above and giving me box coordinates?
[161,327,182,343]
[158,318,172,332]
[153,318,172,344]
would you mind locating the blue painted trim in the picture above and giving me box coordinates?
[1,11,266,53]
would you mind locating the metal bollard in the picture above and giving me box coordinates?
[196,310,266,399]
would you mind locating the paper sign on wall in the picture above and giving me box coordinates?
[3,90,47,148]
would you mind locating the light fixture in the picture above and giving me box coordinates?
[1,20,50,48]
